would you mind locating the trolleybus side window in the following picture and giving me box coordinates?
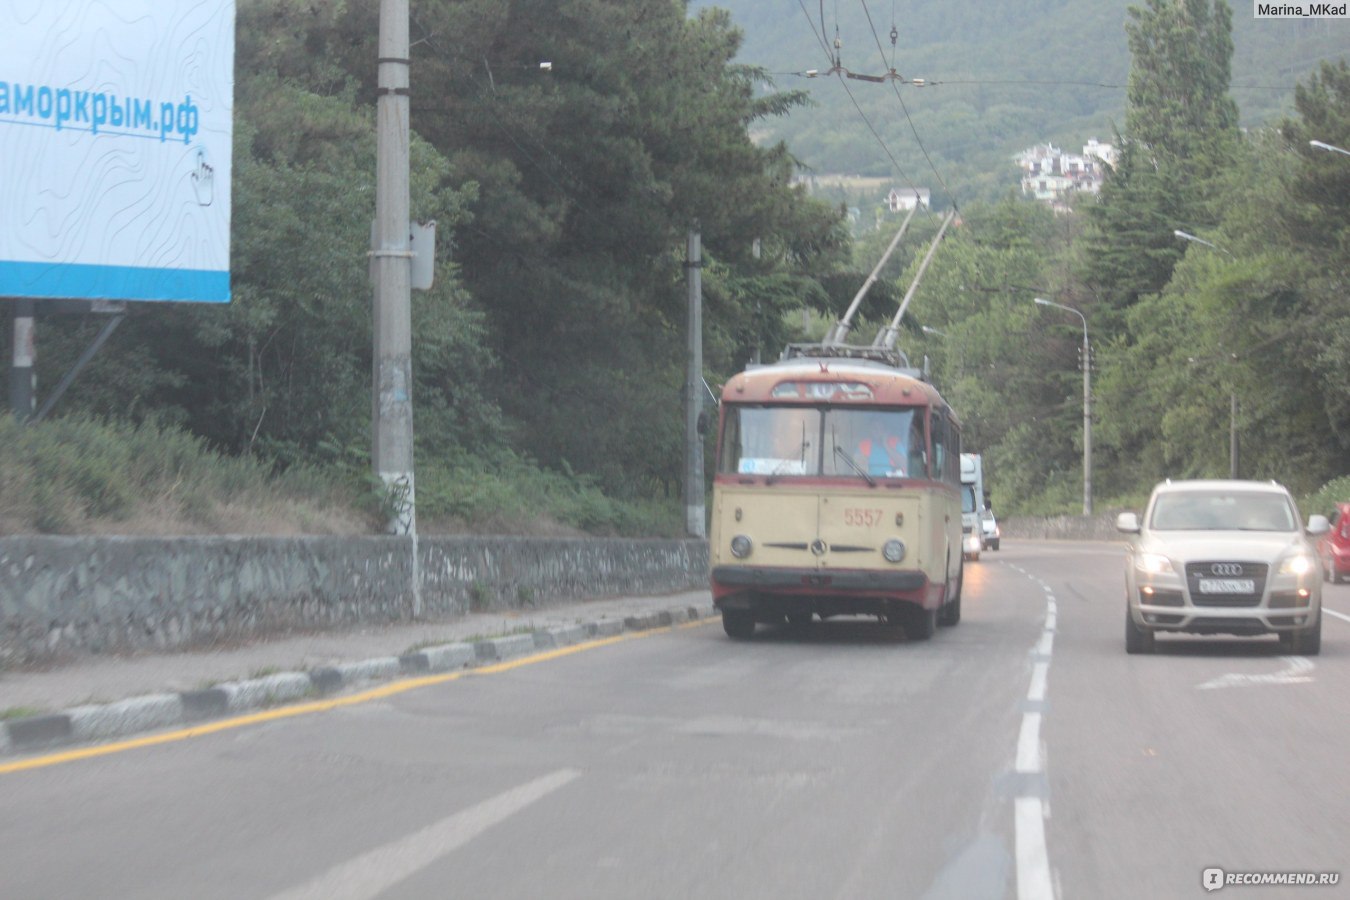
[931,410,960,485]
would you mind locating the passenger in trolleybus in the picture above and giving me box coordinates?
[721,405,927,480]
[832,409,923,479]
[856,412,925,478]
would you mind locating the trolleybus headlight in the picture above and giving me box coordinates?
[882,539,906,563]
[730,535,753,558]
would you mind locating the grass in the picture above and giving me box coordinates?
[0,415,367,535]
[402,638,456,655]
[468,581,492,612]
[0,415,682,537]
[0,706,47,721]
[457,627,538,644]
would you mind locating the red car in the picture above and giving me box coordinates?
[1320,501,1350,584]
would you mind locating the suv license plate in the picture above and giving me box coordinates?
[1198,578,1255,594]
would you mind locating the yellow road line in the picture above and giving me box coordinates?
[1,617,713,776]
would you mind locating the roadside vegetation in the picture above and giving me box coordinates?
[0,415,680,536]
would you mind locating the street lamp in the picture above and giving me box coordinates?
[1171,230,1240,479]
[1310,140,1350,157]
[1173,229,1233,257]
[1033,297,1092,516]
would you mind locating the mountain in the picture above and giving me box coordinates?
[696,0,1348,207]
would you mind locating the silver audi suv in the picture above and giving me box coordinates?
[1116,480,1329,655]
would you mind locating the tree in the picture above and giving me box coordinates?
[1280,61,1350,474]
[1082,0,1240,319]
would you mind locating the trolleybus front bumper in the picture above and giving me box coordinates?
[712,565,932,620]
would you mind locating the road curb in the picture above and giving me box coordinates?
[0,603,714,757]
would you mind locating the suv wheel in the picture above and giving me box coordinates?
[1279,615,1321,656]
[1125,604,1155,654]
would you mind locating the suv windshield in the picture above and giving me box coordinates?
[718,405,927,479]
[1149,490,1297,532]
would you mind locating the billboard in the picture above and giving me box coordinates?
[0,1,234,303]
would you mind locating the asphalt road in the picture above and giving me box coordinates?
[1,541,1346,899]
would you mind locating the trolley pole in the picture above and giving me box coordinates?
[372,0,416,537]
[684,226,706,538]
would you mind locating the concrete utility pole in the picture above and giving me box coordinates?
[8,298,35,420]
[1034,298,1092,516]
[684,226,706,538]
[373,0,415,535]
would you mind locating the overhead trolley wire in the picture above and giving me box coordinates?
[795,0,931,210]
[858,0,957,211]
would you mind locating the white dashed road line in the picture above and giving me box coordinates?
[1323,607,1350,625]
[268,768,581,900]
[1014,570,1057,900]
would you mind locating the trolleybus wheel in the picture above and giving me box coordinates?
[938,563,962,627]
[907,606,937,641]
[723,611,756,640]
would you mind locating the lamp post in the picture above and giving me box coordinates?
[1310,140,1350,157]
[1173,229,1232,256]
[1033,298,1091,515]
[1172,229,1240,478]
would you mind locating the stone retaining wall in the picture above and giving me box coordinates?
[999,514,1124,542]
[0,535,709,665]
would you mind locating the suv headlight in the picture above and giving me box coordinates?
[1278,553,1315,576]
[1136,553,1174,575]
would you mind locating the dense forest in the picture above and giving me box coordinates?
[2,0,1348,535]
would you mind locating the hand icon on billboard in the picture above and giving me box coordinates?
[191,149,214,206]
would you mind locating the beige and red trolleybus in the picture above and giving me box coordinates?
[710,344,964,640]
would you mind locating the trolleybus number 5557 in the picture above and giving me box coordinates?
[843,508,883,527]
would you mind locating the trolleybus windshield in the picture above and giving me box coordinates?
[719,405,927,479]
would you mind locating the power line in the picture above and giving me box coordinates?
[770,73,1307,93]
[859,0,956,210]
[795,0,930,207]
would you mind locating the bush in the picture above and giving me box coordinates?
[1301,475,1350,520]
[0,415,680,537]
[0,415,365,535]
[414,449,681,537]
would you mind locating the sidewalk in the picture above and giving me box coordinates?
[0,590,716,756]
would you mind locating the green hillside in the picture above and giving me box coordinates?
[700,1,1347,206]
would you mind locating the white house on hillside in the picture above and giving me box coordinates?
[1016,138,1115,210]
[886,187,930,212]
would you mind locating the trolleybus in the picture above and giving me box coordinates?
[710,344,965,640]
